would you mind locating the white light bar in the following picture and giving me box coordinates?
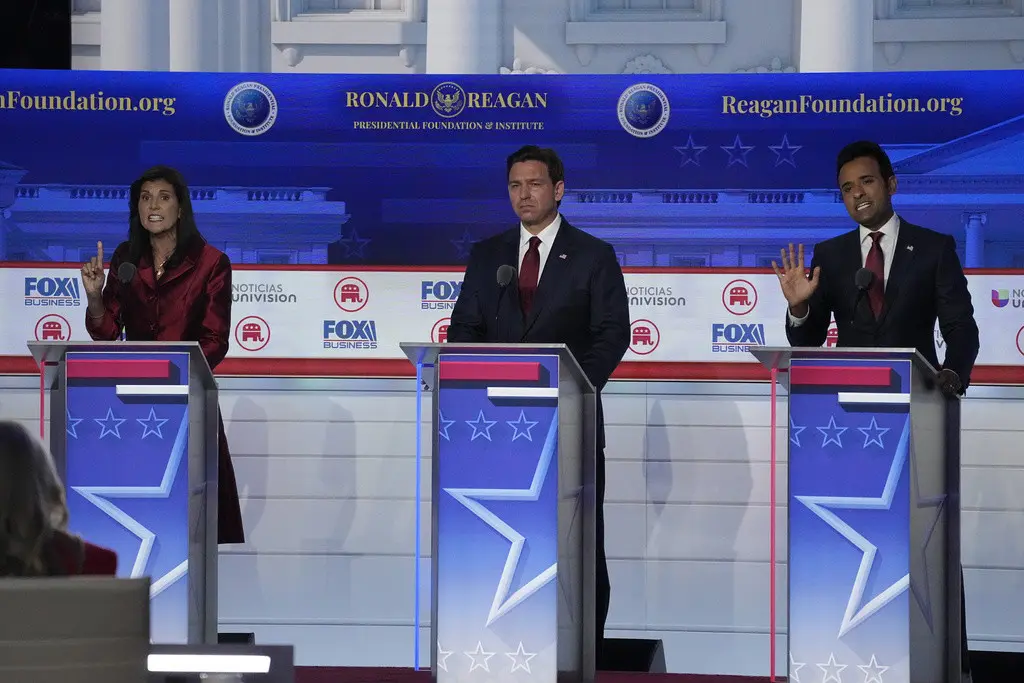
[147,653,271,674]
[116,384,189,396]
[837,392,911,405]
[486,387,559,399]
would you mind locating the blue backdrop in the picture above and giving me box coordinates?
[1,69,1022,268]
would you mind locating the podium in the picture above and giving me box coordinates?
[400,342,597,683]
[750,346,963,683]
[28,340,219,646]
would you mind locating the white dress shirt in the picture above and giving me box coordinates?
[788,213,901,326]
[519,213,562,283]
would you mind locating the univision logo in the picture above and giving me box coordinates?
[991,288,1024,308]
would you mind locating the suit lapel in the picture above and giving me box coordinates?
[878,222,916,324]
[840,229,862,286]
[522,224,573,336]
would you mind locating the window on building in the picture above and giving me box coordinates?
[669,255,708,268]
[889,0,1017,17]
[899,0,1006,7]
[257,253,294,265]
[592,0,697,9]
[303,0,404,10]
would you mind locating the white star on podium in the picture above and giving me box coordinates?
[789,652,806,682]
[95,407,126,439]
[506,642,537,673]
[858,416,889,449]
[817,414,847,448]
[794,418,912,637]
[436,641,452,672]
[443,412,559,625]
[466,410,497,441]
[816,652,847,683]
[464,642,495,672]
[507,410,539,441]
[857,654,889,683]
[137,408,169,439]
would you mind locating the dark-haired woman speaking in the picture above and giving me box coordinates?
[80,165,244,545]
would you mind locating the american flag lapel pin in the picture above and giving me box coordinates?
[906,245,914,251]
[559,253,567,259]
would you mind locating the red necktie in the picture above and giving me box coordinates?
[519,236,541,316]
[866,231,885,318]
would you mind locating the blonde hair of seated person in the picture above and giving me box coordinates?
[0,420,72,576]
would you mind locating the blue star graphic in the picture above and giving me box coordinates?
[817,415,847,448]
[337,227,371,259]
[466,410,497,441]
[769,133,802,167]
[443,412,559,626]
[794,417,912,637]
[137,407,169,440]
[790,415,806,448]
[507,410,539,442]
[438,410,455,441]
[95,407,126,439]
[721,134,754,167]
[858,416,889,449]
[71,411,189,599]
[66,409,83,439]
[673,134,707,167]
[451,228,476,261]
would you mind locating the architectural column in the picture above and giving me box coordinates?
[795,0,873,72]
[219,0,241,72]
[170,0,221,72]
[426,0,502,74]
[963,212,987,268]
[100,0,169,70]
[238,0,269,72]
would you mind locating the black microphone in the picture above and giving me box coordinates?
[495,264,516,321]
[852,267,874,324]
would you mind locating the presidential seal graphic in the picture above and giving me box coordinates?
[223,81,278,136]
[430,81,466,119]
[617,83,670,138]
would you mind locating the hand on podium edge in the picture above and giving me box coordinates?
[937,368,964,397]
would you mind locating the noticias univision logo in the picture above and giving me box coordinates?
[991,288,1023,308]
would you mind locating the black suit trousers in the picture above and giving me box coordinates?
[596,447,610,667]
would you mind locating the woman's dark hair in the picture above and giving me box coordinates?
[126,165,202,267]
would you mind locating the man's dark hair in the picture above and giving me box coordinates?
[836,140,895,182]
[506,145,565,186]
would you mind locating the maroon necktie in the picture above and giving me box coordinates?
[866,232,885,318]
[519,236,541,316]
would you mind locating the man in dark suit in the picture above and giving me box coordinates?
[447,145,631,666]
[773,140,980,683]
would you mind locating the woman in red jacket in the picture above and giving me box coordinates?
[0,421,117,576]
[79,165,244,545]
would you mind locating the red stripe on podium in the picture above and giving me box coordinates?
[789,365,892,387]
[438,361,541,382]
[66,359,172,379]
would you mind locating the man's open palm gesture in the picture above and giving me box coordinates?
[772,243,820,309]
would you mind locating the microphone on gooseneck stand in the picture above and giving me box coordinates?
[115,262,137,341]
[851,267,874,325]
[495,264,516,321]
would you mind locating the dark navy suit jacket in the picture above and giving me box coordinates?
[786,220,980,388]
[446,219,631,449]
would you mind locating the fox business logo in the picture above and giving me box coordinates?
[25,276,81,307]
[711,323,765,353]
[421,280,462,310]
[323,319,378,350]
[345,81,548,119]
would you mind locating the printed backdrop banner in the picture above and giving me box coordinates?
[4,265,1024,369]
[0,68,1022,377]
